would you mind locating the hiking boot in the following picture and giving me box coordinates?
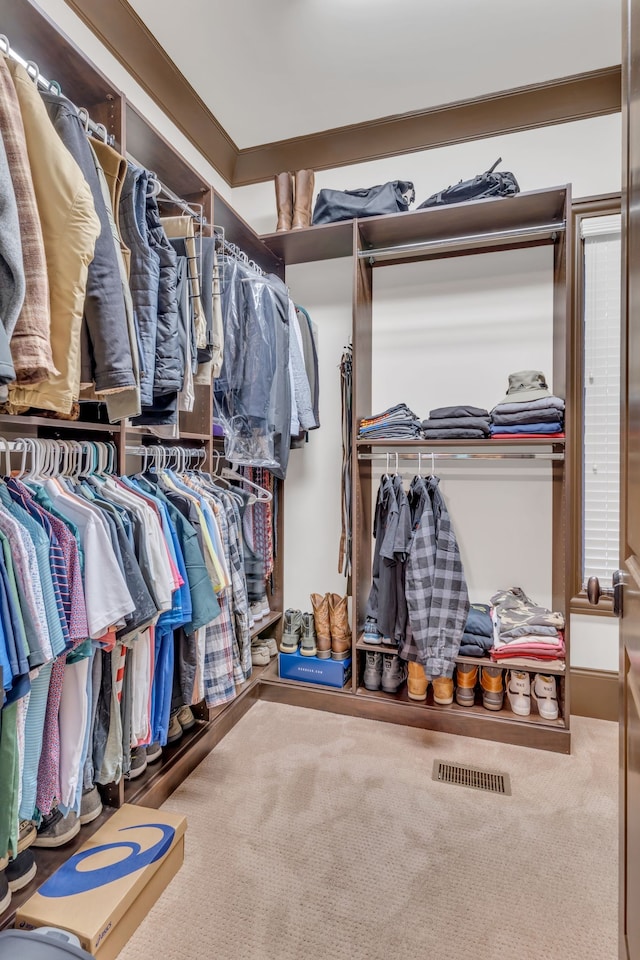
[146,741,163,764]
[33,808,80,848]
[280,608,303,653]
[363,651,383,690]
[481,666,505,711]
[167,712,183,743]
[128,745,148,780]
[363,617,382,644]
[17,820,36,853]
[300,612,317,657]
[381,654,407,694]
[177,705,195,731]
[328,593,351,660]
[532,673,559,720]
[0,871,9,914]
[506,670,531,716]
[251,643,270,666]
[455,664,478,707]
[432,676,454,705]
[407,661,428,701]
[6,850,37,892]
[79,786,103,826]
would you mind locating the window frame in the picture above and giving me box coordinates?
[570,193,622,617]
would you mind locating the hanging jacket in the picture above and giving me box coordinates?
[0,55,56,391]
[0,129,24,394]
[40,91,136,401]
[6,59,100,417]
[145,198,181,397]
[119,163,160,409]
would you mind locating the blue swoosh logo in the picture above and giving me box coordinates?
[39,823,176,897]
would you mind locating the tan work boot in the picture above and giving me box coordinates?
[274,171,294,232]
[292,169,315,229]
[432,677,454,705]
[481,666,504,711]
[407,661,428,701]
[455,664,478,707]
[328,593,351,660]
[311,593,332,659]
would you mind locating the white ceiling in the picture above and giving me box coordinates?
[126,0,621,149]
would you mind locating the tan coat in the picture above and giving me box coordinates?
[6,60,100,416]
[0,55,56,387]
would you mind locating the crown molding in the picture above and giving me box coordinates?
[62,0,621,188]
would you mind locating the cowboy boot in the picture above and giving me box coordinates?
[328,593,351,661]
[311,593,332,659]
[291,169,315,229]
[274,172,294,232]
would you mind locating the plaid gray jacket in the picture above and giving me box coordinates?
[402,476,469,678]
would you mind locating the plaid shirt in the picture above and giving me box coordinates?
[402,477,469,678]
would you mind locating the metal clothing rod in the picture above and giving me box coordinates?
[0,34,115,146]
[358,221,566,264]
[125,154,207,226]
[214,227,266,277]
[358,451,565,461]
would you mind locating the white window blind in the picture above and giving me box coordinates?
[581,214,621,587]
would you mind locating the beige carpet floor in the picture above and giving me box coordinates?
[118,702,618,960]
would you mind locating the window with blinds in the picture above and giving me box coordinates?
[581,214,621,587]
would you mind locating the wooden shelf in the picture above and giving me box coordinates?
[356,639,566,675]
[250,609,283,639]
[0,415,121,433]
[356,437,565,447]
[355,684,566,728]
[261,219,355,265]
[356,637,400,654]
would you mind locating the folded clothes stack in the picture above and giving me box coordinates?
[421,404,491,440]
[490,370,565,438]
[459,602,494,656]
[359,402,423,440]
[489,587,566,664]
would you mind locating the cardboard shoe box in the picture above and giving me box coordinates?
[278,649,352,688]
[15,804,186,960]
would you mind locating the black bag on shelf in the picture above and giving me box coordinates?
[417,159,520,209]
[312,180,415,225]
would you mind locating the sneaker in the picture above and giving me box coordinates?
[167,713,183,743]
[280,608,303,654]
[299,612,318,657]
[251,643,270,666]
[407,661,428,700]
[127,745,148,780]
[0,871,9,914]
[381,654,407,694]
[455,664,478,707]
[363,617,382,644]
[481,666,504,711]
[363,651,383,690]
[262,636,278,659]
[259,595,271,619]
[79,786,102,825]
[146,741,163,764]
[532,673,559,720]
[249,600,264,623]
[32,808,80,848]
[177,705,196,730]
[6,850,37,892]
[17,820,36,853]
[506,670,531,716]
[432,676,454,705]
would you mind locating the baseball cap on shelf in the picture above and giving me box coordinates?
[500,370,551,404]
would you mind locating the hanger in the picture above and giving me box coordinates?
[221,464,272,503]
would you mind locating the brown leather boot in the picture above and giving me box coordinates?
[328,593,351,660]
[274,172,293,232]
[311,593,332,660]
[291,169,315,229]
[431,677,454,705]
[455,664,478,707]
[407,661,428,701]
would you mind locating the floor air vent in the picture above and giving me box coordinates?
[432,760,511,796]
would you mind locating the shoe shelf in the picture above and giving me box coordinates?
[355,684,567,728]
[250,610,283,640]
[357,638,566,676]
[356,635,400,654]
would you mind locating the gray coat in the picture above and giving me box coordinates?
[0,129,23,394]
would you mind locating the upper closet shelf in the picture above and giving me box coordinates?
[261,185,569,266]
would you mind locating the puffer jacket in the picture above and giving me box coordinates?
[145,198,181,397]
